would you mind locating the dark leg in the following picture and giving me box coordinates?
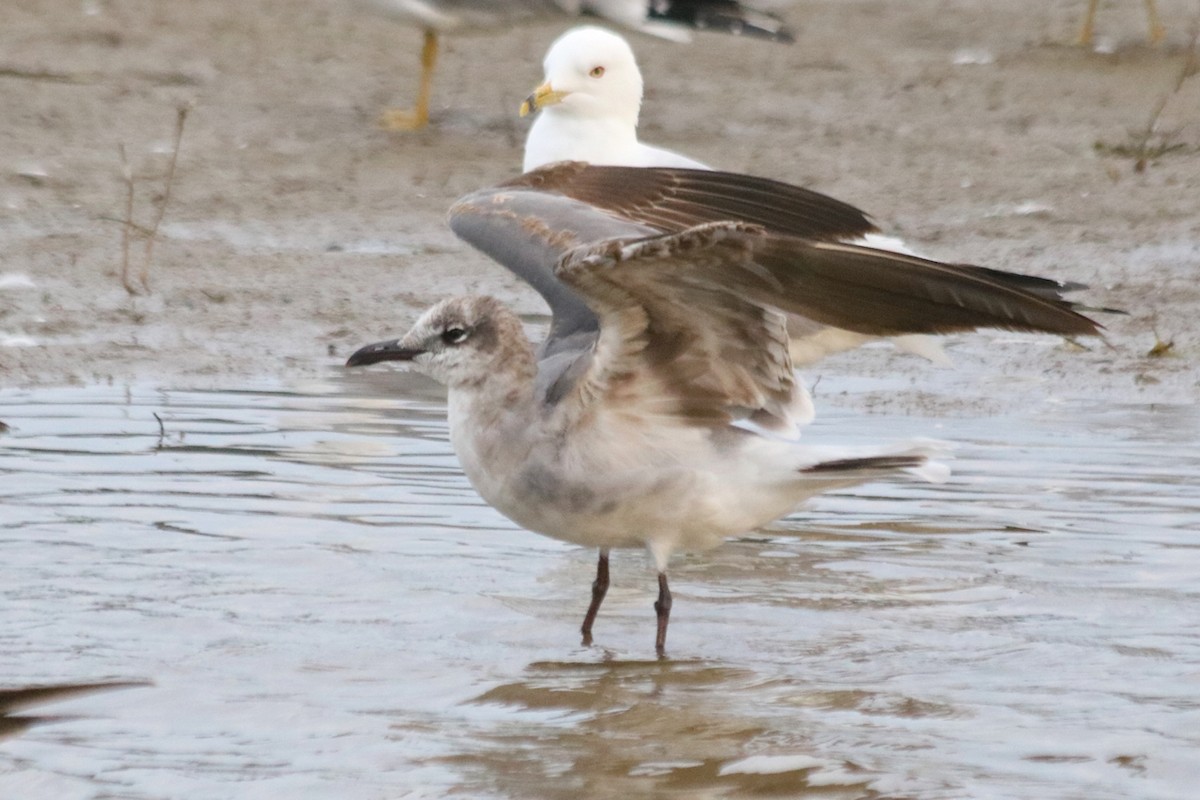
[654,572,672,658]
[580,548,610,646]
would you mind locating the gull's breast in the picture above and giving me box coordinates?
[471,452,799,555]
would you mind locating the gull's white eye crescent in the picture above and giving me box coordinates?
[589,66,605,78]
[442,327,469,345]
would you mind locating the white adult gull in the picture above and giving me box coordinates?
[521,26,709,170]
[520,26,955,366]
[360,1,793,130]
[346,165,1106,656]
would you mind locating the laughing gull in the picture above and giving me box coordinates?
[361,2,792,131]
[346,165,1105,656]
[520,26,959,365]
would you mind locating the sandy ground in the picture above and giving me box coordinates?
[1,0,1198,411]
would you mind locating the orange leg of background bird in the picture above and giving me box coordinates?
[1079,0,1166,46]
[380,29,438,131]
[1078,0,1101,45]
[1144,0,1166,44]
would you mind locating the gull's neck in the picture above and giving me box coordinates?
[524,109,642,171]
[445,333,539,498]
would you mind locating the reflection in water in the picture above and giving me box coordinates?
[1,375,1198,799]
[456,660,873,799]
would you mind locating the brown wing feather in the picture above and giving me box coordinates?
[748,240,1104,337]
[555,222,804,431]
[551,222,1104,430]
[505,162,880,242]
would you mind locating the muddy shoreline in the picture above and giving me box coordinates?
[2,0,1197,411]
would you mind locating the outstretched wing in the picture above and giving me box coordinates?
[449,182,660,354]
[552,222,1103,431]
[455,164,882,357]
[751,239,1103,337]
[554,222,806,433]
[502,162,880,243]
[452,170,1106,389]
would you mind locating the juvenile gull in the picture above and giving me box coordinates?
[347,166,1105,655]
[361,1,793,130]
[521,26,954,365]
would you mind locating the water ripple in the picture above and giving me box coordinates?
[1,379,1197,799]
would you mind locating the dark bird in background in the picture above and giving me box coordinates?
[0,680,150,742]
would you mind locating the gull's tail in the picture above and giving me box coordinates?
[798,440,952,485]
[802,455,927,473]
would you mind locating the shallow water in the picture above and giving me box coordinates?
[1,375,1198,799]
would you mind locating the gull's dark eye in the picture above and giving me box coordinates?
[442,327,469,345]
[589,66,605,78]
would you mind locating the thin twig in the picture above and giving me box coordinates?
[118,143,137,295]
[153,412,166,449]
[1130,23,1200,171]
[139,105,189,291]
[96,215,156,237]
[0,65,92,83]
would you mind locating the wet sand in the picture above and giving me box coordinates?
[2,0,1197,410]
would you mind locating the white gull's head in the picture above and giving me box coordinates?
[526,26,643,123]
[521,26,645,171]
